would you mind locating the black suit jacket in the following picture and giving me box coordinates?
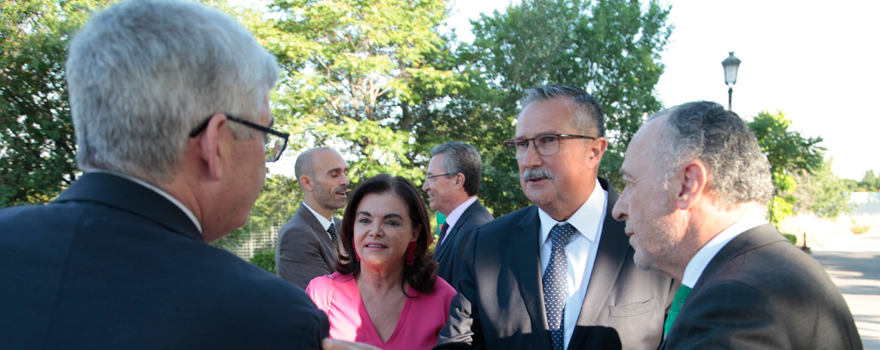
[276,202,342,289]
[435,178,677,350]
[661,224,863,350]
[0,173,329,349]
[433,199,494,289]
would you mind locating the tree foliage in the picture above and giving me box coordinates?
[0,0,113,207]
[4,0,677,240]
[264,0,461,186]
[747,110,824,224]
[851,170,880,192]
[790,158,851,219]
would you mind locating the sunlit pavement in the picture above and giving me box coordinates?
[812,230,880,350]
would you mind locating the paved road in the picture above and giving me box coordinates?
[812,230,880,350]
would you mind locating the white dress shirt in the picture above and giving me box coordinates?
[302,201,333,239]
[538,179,607,350]
[681,213,769,288]
[90,170,202,234]
[438,196,478,245]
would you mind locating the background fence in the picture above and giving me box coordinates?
[226,218,286,261]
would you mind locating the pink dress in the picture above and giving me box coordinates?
[305,272,456,350]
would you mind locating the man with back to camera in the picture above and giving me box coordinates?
[423,141,494,289]
[276,147,350,289]
[612,101,862,349]
[0,0,330,348]
[435,84,677,350]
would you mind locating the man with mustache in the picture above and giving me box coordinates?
[277,147,350,289]
[612,101,861,349]
[435,85,677,350]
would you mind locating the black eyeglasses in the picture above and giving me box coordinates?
[189,114,290,162]
[503,134,596,159]
[424,173,452,183]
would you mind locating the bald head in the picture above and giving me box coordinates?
[295,148,350,216]
[295,148,335,182]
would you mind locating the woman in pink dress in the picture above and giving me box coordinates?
[306,174,456,350]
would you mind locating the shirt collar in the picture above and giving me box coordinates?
[89,170,202,234]
[444,196,478,230]
[538,179,606,245]
[681,213,769,288]
[303,201,332,231]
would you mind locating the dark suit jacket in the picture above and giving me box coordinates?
[275,202,341,289]
[661,224,863,350]
[435,178,677,350]
[0,172,329,349]
[433,199,494,289]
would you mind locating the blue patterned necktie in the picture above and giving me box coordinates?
[543,223,578,350]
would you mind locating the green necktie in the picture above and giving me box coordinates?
[664,285,692,337]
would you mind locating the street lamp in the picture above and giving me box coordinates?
[721,51,741,111]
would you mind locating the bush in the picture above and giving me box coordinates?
[249,249,276,274]
[781,233,797,245]
[853,226,870,234]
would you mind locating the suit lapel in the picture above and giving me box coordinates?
[434,201,478,262]
[511,206,554,349]
[296,202,336,259]
[659,224,784,350]
[577,181,628,325]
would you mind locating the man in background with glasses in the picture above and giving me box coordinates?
[436,85,676,350]
[423,142,493,290]
[0,0,329,348]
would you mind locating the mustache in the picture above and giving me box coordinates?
[521,168,555,182]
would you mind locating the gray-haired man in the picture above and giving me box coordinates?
[0,0,328,348]
[436,85,676,350]
[422,142,493,289]
[612,101,862,349]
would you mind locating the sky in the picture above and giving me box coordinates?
[445,0,880,181]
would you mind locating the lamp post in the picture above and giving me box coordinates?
[721,51,741,111]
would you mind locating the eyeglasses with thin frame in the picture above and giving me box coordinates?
[424,173,452,184]
[503,134,596,159]
[189,114,290,162]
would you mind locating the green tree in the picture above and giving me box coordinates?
[405,40,523,215]
[462,0,673,214]
[0,0,114,207]
[842,178,860,192]
[857,170,879,192]
[748,110,824,224]
[264,0,462,186]
[792,158,851,219]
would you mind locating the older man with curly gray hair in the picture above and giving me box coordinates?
[613,101,862,349]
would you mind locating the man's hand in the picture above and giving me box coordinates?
[322,338,382,350]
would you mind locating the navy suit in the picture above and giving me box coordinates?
[435,178,677,350]
[661,224,862,350]
[433,199,494,290]
[0,173,329,349]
